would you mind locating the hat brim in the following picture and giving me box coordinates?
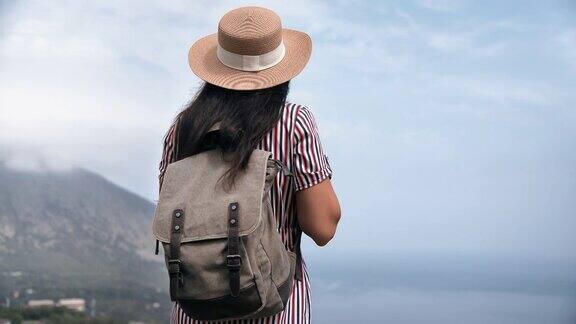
[188,29,312,91]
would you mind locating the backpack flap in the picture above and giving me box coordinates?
[153,149,272,243]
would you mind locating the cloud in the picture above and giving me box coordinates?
[422,19,527,57]
[0,146,74,172]
[410,74,562,108]
[414,0,467,12]
[426,32,508,57]
[557,29,576,69]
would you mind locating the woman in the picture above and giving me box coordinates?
[158,6,341,324]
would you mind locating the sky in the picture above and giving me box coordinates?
[1,0,576,268]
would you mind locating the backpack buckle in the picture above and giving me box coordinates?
[168,259,182,274]
[168,260,184,286]
[226,255,242,270]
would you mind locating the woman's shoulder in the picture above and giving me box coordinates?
[283,101,317,125]
[284,101,313,113]
[283,101,321,132]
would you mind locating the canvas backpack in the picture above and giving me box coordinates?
[152,135,297,320]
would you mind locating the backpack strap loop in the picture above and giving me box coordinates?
[227,202,242,297]
[270,159,293,176]
[169,209,185,300]
[294,232,303,281]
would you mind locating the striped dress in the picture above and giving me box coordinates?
[159,102,333,324]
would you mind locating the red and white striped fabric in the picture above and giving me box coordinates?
[159,102,332,324]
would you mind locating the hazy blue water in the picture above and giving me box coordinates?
[306,253,576,323]
[313,288,575,324]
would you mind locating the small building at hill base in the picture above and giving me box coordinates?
[27,299,54,307]
[57,298,86,312]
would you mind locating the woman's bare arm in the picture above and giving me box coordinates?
[296,179,341,246]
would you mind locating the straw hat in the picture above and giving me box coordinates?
[188,6,312,91]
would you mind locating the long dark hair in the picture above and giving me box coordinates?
[174,81,290,186]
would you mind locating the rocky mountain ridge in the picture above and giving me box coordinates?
[0,164,169,321]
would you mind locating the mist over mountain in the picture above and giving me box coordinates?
[0,164,169,321]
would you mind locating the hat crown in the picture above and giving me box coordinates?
[218,6,283,56]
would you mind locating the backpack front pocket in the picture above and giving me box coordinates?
[163,237,255,300]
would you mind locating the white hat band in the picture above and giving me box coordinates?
[217,41,286,72]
